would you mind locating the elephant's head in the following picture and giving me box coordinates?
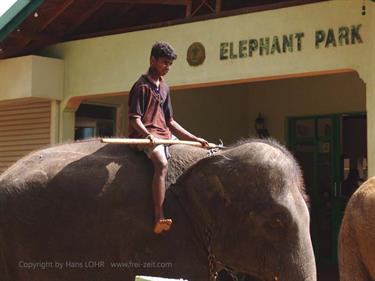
[173,139,316,281]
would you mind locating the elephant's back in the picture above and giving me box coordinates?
[0,140,211,278]
[346,177,375,225]
[0,139,151,188]
[0,140,207,229]
[0,140,160,263]
[0,140,154,226]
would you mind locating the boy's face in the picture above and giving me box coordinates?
[150,56,173,77]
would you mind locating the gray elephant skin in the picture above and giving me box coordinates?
[339,177,375,281]
[0,139,316,281]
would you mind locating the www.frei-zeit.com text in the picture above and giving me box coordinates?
[18,260,173,270]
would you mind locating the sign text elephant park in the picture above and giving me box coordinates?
[219,24,363,60]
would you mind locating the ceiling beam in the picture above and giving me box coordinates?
[216,0,222,14]
[7,0,104,58]
[65,0,105,35]
[105,0,188,5]
[185,0,192,17]
[8,32,56,42]
[104,3,135,29]
[6,0,74,57]
[39,0,75,31]
[67,0,327,42]
[0,0,43,41]
[192,0,213,16]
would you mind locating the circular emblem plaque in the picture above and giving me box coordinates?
[186,42,206,66]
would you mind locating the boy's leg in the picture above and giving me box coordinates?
[149,145,172,234]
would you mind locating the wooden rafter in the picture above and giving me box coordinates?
[105,0,188,5]
[192,0,214,16]
[39,0,75,31]
[4,0,74,58]
[8,0,105,57]
[66,0,325,42]
[104,3,135,28]
[9,0,74,41]
[186,0,192,17]
[9,32,57,42]
[65,0,105,36]
[216,0,221,14]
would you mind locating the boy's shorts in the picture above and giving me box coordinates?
[137,144,170,159]
[136,136,177,159]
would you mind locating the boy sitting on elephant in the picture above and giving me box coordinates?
[128,41,208,234]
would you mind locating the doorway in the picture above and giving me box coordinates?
[75,103,116,140]
[288,113,367,264]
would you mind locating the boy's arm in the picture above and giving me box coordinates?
[129,117,155,142]
[167,118,209,146]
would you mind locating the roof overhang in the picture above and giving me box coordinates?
[0,0,43,41]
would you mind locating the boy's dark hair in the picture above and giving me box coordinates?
[151,42,177,60]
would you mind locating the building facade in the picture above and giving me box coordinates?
[0,0,374,264]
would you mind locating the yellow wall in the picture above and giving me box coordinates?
[0,56,32,101]
[172,84,249,144]
[31,56,64,101]
[171,72,365,145]
[0,56,64,102]
[247,72,366,143]
[41,0,370,96]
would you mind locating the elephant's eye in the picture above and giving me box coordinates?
[262,211,291,239]
[269,218,284,228]
[266,212,290,230]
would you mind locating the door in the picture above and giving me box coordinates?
[288,115,342,263]
[340,114,368,209]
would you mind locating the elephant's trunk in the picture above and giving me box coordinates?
[277,255,316,281]
[282,194,317,281]
[279,229,317,281]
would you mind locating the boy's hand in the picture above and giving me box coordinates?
[146,134,156,145]
[195,137,209,147]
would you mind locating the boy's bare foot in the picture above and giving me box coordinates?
[153,219,173,234]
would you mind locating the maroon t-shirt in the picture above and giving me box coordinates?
[128,74,173,139]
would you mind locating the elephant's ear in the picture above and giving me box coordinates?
[189,154,234,176]
[178,154,234,207]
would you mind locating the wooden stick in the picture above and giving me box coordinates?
[101,138,221,148]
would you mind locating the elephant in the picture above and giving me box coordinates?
[339,177,375,281]
[0,138,316,281]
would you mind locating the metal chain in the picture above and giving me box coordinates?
[205,226,218,281]
[169,188,219,281]
[224,267,239,281]
[206,139,225,157]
